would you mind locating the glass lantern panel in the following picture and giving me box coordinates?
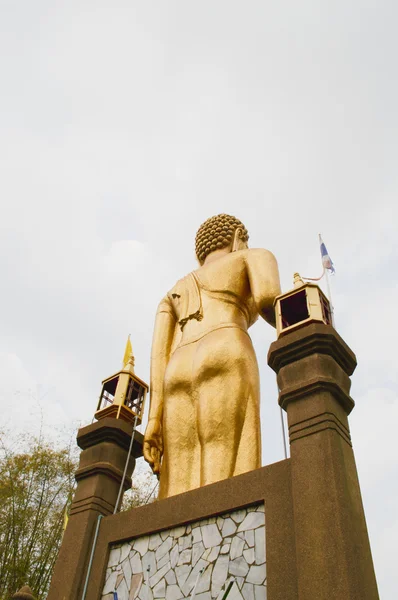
[320,294,332,325]
[280,290,309,329]
[99,376,119,410]
[125,378,145,416]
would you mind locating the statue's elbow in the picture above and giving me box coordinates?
[259,302,277,328]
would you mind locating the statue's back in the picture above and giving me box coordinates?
[144,215,281,499]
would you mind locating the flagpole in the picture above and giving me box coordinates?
[318,234,335,327]
[324,267,335,327]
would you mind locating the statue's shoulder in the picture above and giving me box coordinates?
[167,272,192,296]
[242,247,277,262]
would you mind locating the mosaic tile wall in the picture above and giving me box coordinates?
[101,504,266,600]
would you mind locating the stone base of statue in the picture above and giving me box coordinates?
[47,324,379,600]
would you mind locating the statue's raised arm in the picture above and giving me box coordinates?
[144,214,281,498]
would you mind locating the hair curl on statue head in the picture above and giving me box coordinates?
[195,214,249,265]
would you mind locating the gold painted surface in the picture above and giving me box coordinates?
[144,215,281,498]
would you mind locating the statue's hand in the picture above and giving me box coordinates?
[143,418,163,475]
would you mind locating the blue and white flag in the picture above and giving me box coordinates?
[319,235,335,274]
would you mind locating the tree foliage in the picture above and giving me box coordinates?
[121,469,158,511]
[0,430,158,600]
[0,433,77,600]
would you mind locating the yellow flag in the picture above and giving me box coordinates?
[123,335,132,367]
[63,505,69,531]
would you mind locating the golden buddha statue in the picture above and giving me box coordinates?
[143,214,281,499]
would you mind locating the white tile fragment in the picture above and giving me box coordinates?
[196,563,213,594]
[254,527,266,565]
[256,504,265,513]
[165,569,176,585]
[103,570,118,594]
[120,544,130,564]
[254,585,267,600]
[108,547,121,567]
[204,545,220,563]
[116,572,124,589]
[104,567,112,582]
[230,537,245,560]
[130,551,143,574]
[121,557,132,584]
[157,551,170,570]
[201,524,222,549]
[217,517,224,530]
[175,564,192,588]
[177,548,192,565]
[170,543,179,569]
[171,525,186,539]
[243,548,255,565]
[139,583,153,600]
[221,518,237,537]
[117,577,129,600]
[246,565,266,585]
[192,541,205,566]
[244,530,255,548]
[149,561,171,588]
[149,534,162,551]
[153,578,166,598]
[182,558,208,596]
[220,544,230,555]
[229,557,249,577]
[211,555,229,598]
[195,593,212,600]
[166,584,184,600]
[226,581,244,600]
[192,527,202,544]
[142,551,156,576]
[134,536,149,557]
[237,512,264,533]
[230,509,246,524]
[156,537,173,562]
[178,533,192,551]
[242,582,255,600]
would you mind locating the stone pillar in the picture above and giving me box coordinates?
[268,323,379,600]
[47,417,143,600]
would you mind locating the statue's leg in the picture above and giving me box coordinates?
[193,329,258,487]
[233,382,261,476]
[161,345,200,498]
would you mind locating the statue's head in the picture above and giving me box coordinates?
[195,214,249,265]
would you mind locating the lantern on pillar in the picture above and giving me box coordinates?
[95,341,148,425]
[274,273,333,339]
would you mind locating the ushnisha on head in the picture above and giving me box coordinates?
[195,213,249,265]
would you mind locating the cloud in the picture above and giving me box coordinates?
[0,1,396,596]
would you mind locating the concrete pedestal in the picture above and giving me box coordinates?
[47,323,379,600]
[268,323,379,600]
[47,417,143,600]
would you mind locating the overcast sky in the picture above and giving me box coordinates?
[1,1,397,596]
